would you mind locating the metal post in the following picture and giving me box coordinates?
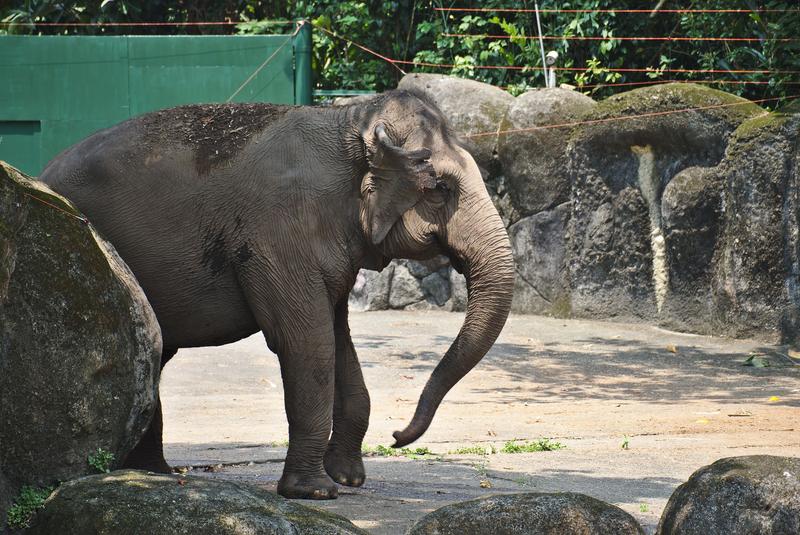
[534,2,548,88]
[293,19,313,105]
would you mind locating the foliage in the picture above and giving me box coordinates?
[87,447,115,473]
[6,485,54,529]
[1,1,798,102]
[501,438,565,453]
[449,444,497,455]
[361,444,435,458]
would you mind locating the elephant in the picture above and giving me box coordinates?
[40,90,514,499]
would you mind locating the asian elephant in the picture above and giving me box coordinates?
[39,90,514,499]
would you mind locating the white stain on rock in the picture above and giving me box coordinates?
[631,144,668,313]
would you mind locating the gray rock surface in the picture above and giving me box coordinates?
[711,111,800,343]
[0,162,162,516]
[566,83,763,322]
[660,166,722,331]
[0,472,12,531]
[349,265,394,311]
[657,456,800,535]
[421,272,450,307]
[398,73,514,174]
[449,269,468,312]
[499,88,596,218]
[407,492,645,535]
[389,263,426,308]
[26,470,366,535]
[509,202,571,315]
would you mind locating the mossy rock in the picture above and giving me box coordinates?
[407,492,645,535]
[658,456,800,535]
[711,111,800,343]
[27,470,367,535]
[0,161,162,515]
[565,83,764,322]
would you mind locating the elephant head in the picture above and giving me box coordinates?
[353,91,515,447]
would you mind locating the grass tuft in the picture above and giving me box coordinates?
[501,439,565,453]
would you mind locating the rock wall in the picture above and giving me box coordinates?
[347,76,799,343]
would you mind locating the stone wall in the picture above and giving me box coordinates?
[348,75,800,343]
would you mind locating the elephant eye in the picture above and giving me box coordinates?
[428,179,450,206]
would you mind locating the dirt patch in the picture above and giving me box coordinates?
[138,103,292,174]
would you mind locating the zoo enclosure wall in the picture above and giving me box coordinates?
[0,28,312,176]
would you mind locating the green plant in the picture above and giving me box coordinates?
[501,439,565,453]
[6,486,54,529]
[448,444,497,455]
[361,444,436,459]
[640,503,649,513]
[621,435,630,450]
[87,447,115,473]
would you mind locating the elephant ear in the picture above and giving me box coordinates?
[361,123,436,245]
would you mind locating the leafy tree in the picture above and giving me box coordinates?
[2,1,797,102]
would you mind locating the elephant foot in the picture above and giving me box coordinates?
[324,448,365,487]
[278,471,338,500]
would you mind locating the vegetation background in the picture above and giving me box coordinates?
[2,1,798,101]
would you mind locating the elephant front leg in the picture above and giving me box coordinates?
[274,322,339,500]
[239,259,339,499]
[324,300,370,487]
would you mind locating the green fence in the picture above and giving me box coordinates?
[0,31,311,176]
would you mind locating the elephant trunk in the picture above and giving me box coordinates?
[392,193,515,447]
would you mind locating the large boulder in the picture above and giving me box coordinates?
[657,456,800,535]
[509,202,571,315]
[659,166,722,330]
[349,264,394,311]
[498,88,596,218]
[408,492,644,535]
[711,110,800,343]
[27,470,366,535]
[0,162,162,515]
[398,73,514,175]
[566,83,764,321]
[389,262,426,308]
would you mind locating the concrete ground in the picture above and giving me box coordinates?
[161,311,800,534]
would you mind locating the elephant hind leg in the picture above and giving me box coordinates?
[122,348,177,473]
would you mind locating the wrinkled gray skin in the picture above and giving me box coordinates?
[40,91,514,500]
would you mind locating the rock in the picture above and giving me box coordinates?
[0,162,162,504]
[406,255,450,278]
[421,272,450,306]
[711,111,800,343]
[408,492,645,535]
[449,269,468,312]
[566,83,763,322]
[27,470,366,535]
[657,455,800,535]
[349,264,394,311]
[0,472,12,530]
[510,202,571,315]
[398,73,514,174]
[389,263,425,308]
[498,88,596,218]
[660,166,722,331]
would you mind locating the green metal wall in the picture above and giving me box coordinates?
[0,34,305,176]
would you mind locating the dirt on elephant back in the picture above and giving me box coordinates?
[138,103,292,174]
